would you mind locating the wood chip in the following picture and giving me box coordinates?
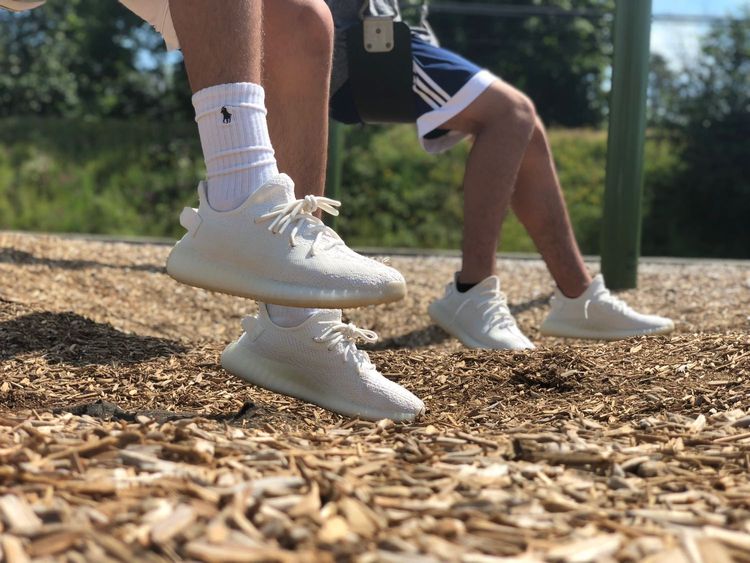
[2,233,750,561]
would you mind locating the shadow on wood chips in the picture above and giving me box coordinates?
[0,310,184,365]
[56,399,256,424]
[364,324,452,350]
[0,246,164,273]
[509,350,589,392]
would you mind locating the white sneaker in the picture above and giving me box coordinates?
[166,174,406,307]
[0,0,46,11]
[427,275,534,350]
[221,306,425,422]
[540,274,675,340]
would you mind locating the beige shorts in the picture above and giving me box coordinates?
[3,0,179,49]
[119,0,178,51]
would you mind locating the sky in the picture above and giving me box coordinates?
[651,0,749,68]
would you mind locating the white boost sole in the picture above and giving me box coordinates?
[539,319,675,340]
[428,302,533,350]
[428,301,499,350]
[221,340,422,422]
[166,241,406,307]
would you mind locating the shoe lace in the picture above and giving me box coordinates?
[471,287,515,330]
[314,321,378,366]
[255,195,343,255]
[584,288,633,320]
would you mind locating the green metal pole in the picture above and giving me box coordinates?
[325,119,345,230]
[601,0,652,290]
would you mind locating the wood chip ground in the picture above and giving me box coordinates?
[1,232,750,562]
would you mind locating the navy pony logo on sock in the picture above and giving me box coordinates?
[221,106,232,124]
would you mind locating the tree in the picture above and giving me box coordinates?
[426,0,614,127]
[642,12,750,258]
[647,53,681,127]
[0,0,191,119]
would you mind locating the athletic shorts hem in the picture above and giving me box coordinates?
[119,0,179,51]
[416,69,496,154]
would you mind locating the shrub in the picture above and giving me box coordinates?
[0,117,685,257]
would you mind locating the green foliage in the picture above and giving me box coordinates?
[0,117,666,257]
[0,118,202,237]
[427,0,614,127]
[336,125,679,256]
[0,0,191,120]
[335,124,466,249]
[642,13,750,258]
[335,125,613,253]
[0,117,691,257]
[1,2,746,258]
[0,0,610,127]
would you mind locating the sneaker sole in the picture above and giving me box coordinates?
[427,302,532,350]
[166,241,406,307]
[221,340,423,422]
[539,320,675,340]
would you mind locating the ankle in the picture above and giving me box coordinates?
[557,277,593,299]
[456,270,493,288]
[266,304,322,328]
[456,279,478,293]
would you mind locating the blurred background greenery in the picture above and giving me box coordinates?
[1,0,748,257]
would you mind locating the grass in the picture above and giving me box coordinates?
[0,118,679,255]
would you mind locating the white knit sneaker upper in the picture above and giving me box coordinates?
[427,275,534,350]
[166,174,406,307]
[221,306,425,421]
[540,274,675,340]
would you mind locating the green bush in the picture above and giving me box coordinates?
[337,124,682,256]
[641,15,750,259]
[0,117,202,238]
[0,117,682,257]
[337,125,613,254]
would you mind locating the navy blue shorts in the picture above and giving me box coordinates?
[330,35,496,153]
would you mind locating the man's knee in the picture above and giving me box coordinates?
[282,0,334,56]
[486,81,536,130]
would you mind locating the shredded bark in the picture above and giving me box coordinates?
[1,232,750,562]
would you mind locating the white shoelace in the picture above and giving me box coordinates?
[466,287,515,330]
[314,321,378,366]
[256,195,343,255]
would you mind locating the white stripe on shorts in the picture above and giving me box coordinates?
[416,69,496,154]
[413,77,444,109]
[413,59,451,103]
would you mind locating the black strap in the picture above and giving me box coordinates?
[346,19,415,124]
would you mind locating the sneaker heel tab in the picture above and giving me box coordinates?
[271,173,296,196]
[242,316,265,341]
[276,172,294,186]
[179,207,202,233]
[241,316,259,333]
[197,181,209,208]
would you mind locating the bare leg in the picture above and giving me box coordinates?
[443,79,591,297]
[441,80,536,284]
[261,0,335,326]
[169,0,262,92]
[511,118,591,297]
[262,0,333,199]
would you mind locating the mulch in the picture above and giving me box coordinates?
[1,231,750,562]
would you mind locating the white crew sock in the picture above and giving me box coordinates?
[266,304,323,328]
[192,82,279,211]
